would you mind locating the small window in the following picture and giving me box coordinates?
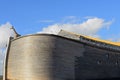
[106,54,109,58]
[115,61,118,65]
[97,60,102,64]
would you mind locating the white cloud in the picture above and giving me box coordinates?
[0,22,14,75]
[38,24,61,34]
[0,22,14,48]
[39,17,113,37]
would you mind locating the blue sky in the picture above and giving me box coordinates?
[0,0,120,40]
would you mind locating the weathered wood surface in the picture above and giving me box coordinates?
[4,34,120,80]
